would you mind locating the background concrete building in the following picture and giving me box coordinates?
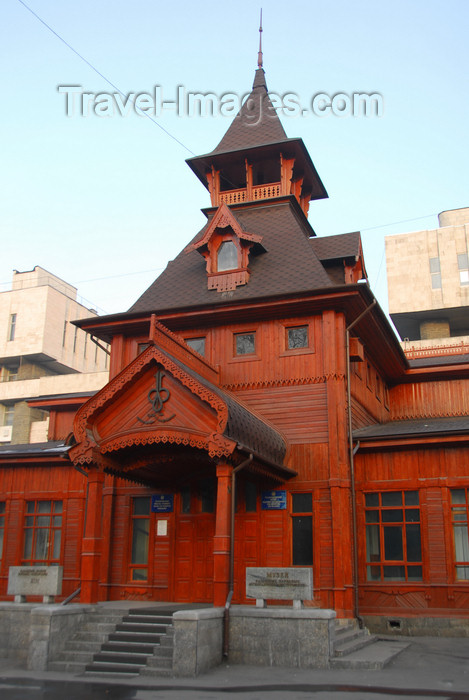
[386,207,469,352]
[0,266,109,444]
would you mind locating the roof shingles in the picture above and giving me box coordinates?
[129,201,332,313]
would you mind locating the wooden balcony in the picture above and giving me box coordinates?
[218,182,281,206]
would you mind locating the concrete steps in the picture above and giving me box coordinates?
[48,610,127,673]
[85,608,176,677]
[139,627,174,677]
[331,620,409,669]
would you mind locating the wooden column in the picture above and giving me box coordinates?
[99,474,116,600]
[213,462,233,607]
[80,467,105,603]
[322,310,355,616]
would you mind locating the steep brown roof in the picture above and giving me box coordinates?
[210,68,288,154]
[129,200,333,314]
[174,356,289,470]
[310,231,361,262]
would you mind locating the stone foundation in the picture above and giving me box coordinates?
[173,607,224,676]
[0,603,92,669]
[362,614,469,637]
[227,606,336,669]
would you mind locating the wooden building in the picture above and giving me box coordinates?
[0,62,468,633]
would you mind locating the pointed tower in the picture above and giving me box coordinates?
[186,51,327,218]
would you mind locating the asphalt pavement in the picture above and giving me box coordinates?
[0,635,469,699]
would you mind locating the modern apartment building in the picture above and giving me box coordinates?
[386,207,469,346]
[0,266,109,444]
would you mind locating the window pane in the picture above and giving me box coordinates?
[52,531,61,560]
[292,493,312,513]
[292,515,312,565]
[367,565,381,581]
[454,525,469,563]
[383,565,406,580]
[366,525,380,561]
[382,509,403,523]
[131,519,149,565]
[37,516,50,527]
[235,333,255,356]
[456,565,469,580]
[0,530,3,559]
[431,273,442,289]
[404,491,419,506]
[23,530,33,559]
[407,565,423,581]
[429,257,440,273]
[451,490,466,505]
[53,501,63,514]
[132,568,147,581]
[218,241,238,271]
[186,337,206,356]
[287,326,308,349]
[453,510,467,522]
[26,502,35,514]
[133,497,150,515]
[382,492,402,507]
[37,501,51,514]
[405,509,420,522]
[34,529,49,560]
[365,493,379,507]
[365,510,379,523]
[384,526,403,560]
[406,524,422,562]
[457,253,469,269]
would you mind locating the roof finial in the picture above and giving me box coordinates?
[257,9,263,69]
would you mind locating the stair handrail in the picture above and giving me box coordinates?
[61,587,81,605]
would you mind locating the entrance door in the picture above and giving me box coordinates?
[174,516,215,602]
[174,478,216,602]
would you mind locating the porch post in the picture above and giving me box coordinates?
[80,467,105,603]
[213,462,233,607]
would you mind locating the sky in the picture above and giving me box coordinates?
[1,0,468,324]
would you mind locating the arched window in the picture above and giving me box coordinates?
[217,241,238,271]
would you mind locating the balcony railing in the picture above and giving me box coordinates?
[218,182,282,206]
[219,189,247,205]
[403,341,469,360]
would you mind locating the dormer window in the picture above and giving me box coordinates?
[217,241,239,271]
[186,202,265,293]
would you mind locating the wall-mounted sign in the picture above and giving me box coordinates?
[261,490,287,510]
[157,520,168,536]
[151,494,174,513]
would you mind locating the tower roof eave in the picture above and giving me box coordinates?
[186,137,328,202]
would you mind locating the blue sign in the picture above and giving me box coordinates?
[151,494,174,513]
[261,490,287,510]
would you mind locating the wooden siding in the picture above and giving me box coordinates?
[390,378,469,420]
[235,384,328,445]
[0,464,85,599]
[355,446,469,617]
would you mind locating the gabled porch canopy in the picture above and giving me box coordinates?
[69,318,294,487]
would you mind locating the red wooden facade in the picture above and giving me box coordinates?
[0,64,468,629]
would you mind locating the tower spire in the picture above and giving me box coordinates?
[257,9,263,68]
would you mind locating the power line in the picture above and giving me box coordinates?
[361,213,437,232]
[75,267,165,285]
[16,0,195,155]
